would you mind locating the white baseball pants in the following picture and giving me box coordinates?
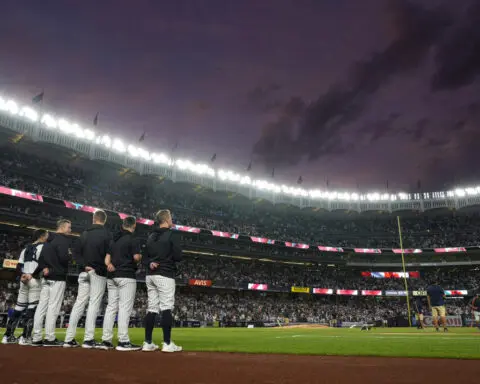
[32,279,66,342]
[15,278,41,311]
[65,270,106,342]
[146,275,175,313]
[102,278,137,343]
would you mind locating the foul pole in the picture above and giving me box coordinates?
[397,216,412,327]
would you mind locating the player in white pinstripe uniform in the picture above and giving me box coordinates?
[1,229,49,345]
[64,210,111,348]
[98,216,142,351]
[32,219,72,347]
[142,209,182,353]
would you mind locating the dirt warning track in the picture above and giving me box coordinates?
[1,345,479,384]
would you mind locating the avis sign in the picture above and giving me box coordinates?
[188,279,212,287]
[423,315,462,327]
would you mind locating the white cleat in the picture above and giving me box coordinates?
[142,342,159,352]
[1,335,17,344]
[161,341,182,353]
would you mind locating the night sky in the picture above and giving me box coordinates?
[1,0,479,192]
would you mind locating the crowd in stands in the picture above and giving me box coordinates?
[0,281,472,326]
[2,147,480,250]
[1,228,480,293]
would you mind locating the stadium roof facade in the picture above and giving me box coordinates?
[2,94,480,212]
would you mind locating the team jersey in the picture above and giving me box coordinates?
[18,243,45,275]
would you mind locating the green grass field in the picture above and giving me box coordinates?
[3,327,480,359]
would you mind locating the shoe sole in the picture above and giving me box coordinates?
[43,344,63,347]
[141,348,159,352]
[82,344,95,349]
[63,344,80,348]
[161,349,183,353]
[95,346,114,350]
[116,347,142,351]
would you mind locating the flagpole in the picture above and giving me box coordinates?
[36,89,44,140]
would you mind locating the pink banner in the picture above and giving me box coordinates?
[0,186,43,202]
[318,246,344,252]
[173,224,200,233]
[313,288,333,295]
[64,201,97,212]
[250,237,275,245]
[434,247,466,253]
[285,242,309,249]
[361,290,382,296]
[248,283,268,291]
[354,248,382,254]
[336,289,358,296]
[211,230,239,239]
[118,214,154,226]
[392,248,422,254]
[445,290,467,296]
[137,218,154,226]
[362,271,419,279]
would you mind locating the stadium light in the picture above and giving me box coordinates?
[112,138,126,153]
[41,114,57,129]
[84,129,95,141]
[5,100,19,115]
[58,119,75,135]
[72,124,85,138]
[151,152,172,165]
[3,92,480,204]
[176,159,215,177]
[127,144,139,157]
[20,106,38,122]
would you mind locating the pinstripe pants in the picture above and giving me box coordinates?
[65,270,106,342]
[102,278,136,343]
[15,278,41,311]
[32,279,66,342]
[146,275,175,313]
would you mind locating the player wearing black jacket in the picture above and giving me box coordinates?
[99,216,142,351]
[64,210,112,348]
[32,219,72,346]
[142,209,183,353]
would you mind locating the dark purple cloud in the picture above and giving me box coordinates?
[0,0,478,191]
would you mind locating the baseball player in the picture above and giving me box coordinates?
[142,209,182,352]
[32,219,72,346]
[470,293,480,329]
[98,216,142,351]
[1,229,49,345]
[64,210,111,348]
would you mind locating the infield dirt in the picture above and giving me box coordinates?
[1,345,479,384]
